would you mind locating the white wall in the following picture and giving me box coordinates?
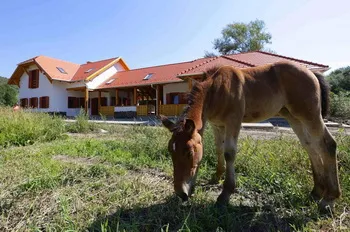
[86,63,125,90]
[163,82,187,104]
[18,61,127,117]
[19,65,86,116]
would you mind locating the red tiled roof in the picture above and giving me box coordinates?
[98,50,329,89]
[8,56,127,85]
[35,56,80,81]
[224,51,329,70]
[71,58,118,81]
[98,57,216,89]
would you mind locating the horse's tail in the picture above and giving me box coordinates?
[313,72,330,118]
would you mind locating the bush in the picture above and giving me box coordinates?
[329,91,350,119]
[0,107,65,147]
[65,109,96,133]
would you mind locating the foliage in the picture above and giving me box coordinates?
[329,91,350,118]
[0,106,65,148]
[211,19,272,55]
[327,66,350,94]
[65,109,97,133]
[0,76,18,106]
[0,123,349,231]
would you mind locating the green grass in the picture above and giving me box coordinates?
[0,106,66,147]
[0,113,349,231]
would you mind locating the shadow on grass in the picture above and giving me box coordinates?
[87,196,313,232]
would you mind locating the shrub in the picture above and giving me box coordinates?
[329,91,350,119]
[65,109,96,133]
[0,107,65,147]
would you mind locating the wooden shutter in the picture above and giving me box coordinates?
[101,97,107,106]
[166,93,171,104]
[20,98,28,108]
[40,96,49,108]
[68,97,75,108]
[179,93,187,104]
[30,97,38,108]
[28,70,39,88]
[28,71,32,88]
[79,97,85,108]
[110,97,116,106]
[73,97,79,108]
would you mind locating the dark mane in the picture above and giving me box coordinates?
[172,66,223,132]
[204,66,222,80]
[172,81,205,133]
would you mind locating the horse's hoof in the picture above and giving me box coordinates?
[318,199,335,215]
[310,192,322,203]
[216,192,230,206]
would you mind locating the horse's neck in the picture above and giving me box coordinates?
[185,84,209,135]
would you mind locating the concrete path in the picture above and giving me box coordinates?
[64,118,349,130]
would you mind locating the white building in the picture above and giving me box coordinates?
[8,51,329,117]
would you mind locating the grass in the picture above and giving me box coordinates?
[0,107,66,148]
[0,108,349,231]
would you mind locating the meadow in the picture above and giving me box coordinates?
[0,108,349,231]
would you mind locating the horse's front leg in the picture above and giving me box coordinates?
[216,123,241,205]
[211,125,225,183]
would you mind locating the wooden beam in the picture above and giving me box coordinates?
[85,88,89,114]
[66,86,86,91]
[115,89,119,106]
[98,91,101,113]
[156,85,160,115]
[188,79,193,90]
[133,87,137,105]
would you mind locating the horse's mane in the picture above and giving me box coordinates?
[172,66,222,132]
[203,66,222,81]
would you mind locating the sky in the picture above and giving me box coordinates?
[1,0,349,78]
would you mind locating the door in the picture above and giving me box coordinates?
[91,98,99,115]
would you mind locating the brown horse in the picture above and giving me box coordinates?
[161,61,341,211]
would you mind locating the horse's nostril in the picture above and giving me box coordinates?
[177,192,189,201]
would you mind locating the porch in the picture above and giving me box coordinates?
[66,80,192,117]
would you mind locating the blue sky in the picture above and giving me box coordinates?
[1,0,349,78]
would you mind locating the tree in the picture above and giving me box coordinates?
[0,76,18,106]
[327,66,350,94]
[209,19,272,55]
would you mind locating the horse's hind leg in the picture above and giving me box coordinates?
[312,125,341,210]
[282,111,326,200]
[282,110,341,210]
[211,125,225,183]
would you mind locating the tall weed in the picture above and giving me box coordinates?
[0,107,65,147]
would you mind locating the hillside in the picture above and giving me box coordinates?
[0,76,18,106]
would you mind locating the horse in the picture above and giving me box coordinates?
[160,61,341,211]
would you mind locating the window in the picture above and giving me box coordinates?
[68,97,85,108]
[39,96,50,108]
[28,70,39,89]
[68,97,77,108]
[84,68,94,73]
[79,97,85,108]
[20,98,28,108]
[57,67,67,74]
[143,73,153,80]
[29,97,38,108]
[105,79,115,84]
[166,92,187,104]
[101,97,107,106]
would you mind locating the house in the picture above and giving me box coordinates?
[8,51,329,117]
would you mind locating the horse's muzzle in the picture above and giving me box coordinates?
[176,191,189,201]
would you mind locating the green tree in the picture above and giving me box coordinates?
[327,66,350,94]
[0,76,18,106]
[207,19,272,56]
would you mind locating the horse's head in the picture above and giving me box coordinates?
[161,116,203,201]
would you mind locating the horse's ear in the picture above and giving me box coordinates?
[160,115,175,131]
[184,119,196,134]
